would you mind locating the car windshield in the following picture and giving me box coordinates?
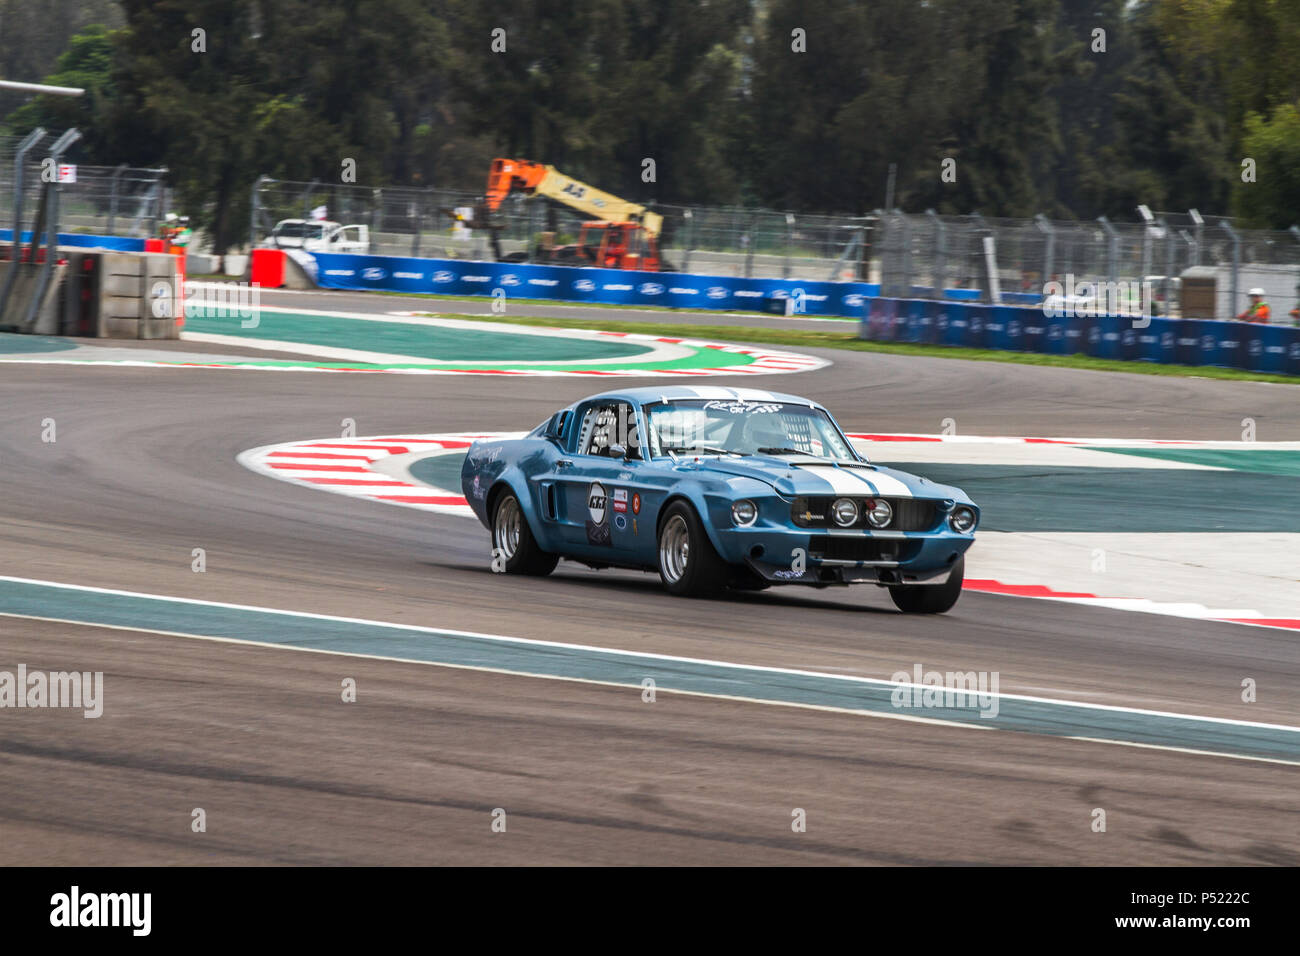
[644,399,857,460]
[275,222,324,240]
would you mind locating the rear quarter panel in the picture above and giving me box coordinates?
[461,439,560,535]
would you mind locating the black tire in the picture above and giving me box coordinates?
[656,501,728,597]
[888,556,964,614]
[491,490,558,576]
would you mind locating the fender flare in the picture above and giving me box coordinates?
[487,470,561,553]
[656,484,731,559]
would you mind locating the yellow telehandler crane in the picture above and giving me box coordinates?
[480,158,669,271]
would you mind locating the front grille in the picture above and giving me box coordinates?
[890,498,940,531]
[808,536,924,563]
[792,496,940,532]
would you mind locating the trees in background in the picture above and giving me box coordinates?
[4,0,1299,249]
[0,0,123,116]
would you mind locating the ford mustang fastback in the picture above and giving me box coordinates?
[461,387,979,612]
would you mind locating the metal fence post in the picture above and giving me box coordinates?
[681,208,694,273]
[1034,213,1054,294]
[1161,218,1175,316]
[899,213,914,295]
[529,195,542,259]
[416,187,431,257]
[1179,228,1196,305]
[880,212,904,297]
[857,221,870,282]
[300,178,319,219]
[970,212,989,297]
[149,177,163,237]
[1189,209,1203,266]
[410,194,421,257]
[21,128,82,330]
[827,222,864,283]
[249,175,270,249]
[783,213,794,279]
[744,213,757,278]
[1097,215,1118,287]
[635,203,650,266]
[1220,220,1240,321]
[0,127,47,320]
[1138,211,1153,284]
[106,163,127,235]
[926,209,947,298]
[1291,226,1300,315]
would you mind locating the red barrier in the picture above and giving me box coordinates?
[175,249,186,329]
[250,248,285,288]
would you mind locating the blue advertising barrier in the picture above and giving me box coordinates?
[311,252,876,318]
[0,229,146,252]
[301,250,1051,318]
[860,297,1300,376]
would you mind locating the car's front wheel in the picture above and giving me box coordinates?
[491,490,558,576]
[888,556,964,614]
[657,501,727,597]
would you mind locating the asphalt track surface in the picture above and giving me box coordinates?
[1,288,1298,865]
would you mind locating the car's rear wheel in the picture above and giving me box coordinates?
[492,491,558,576]
[657,501,727,597]
[888,556,964,614]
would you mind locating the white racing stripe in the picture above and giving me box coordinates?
[683,386,749,400]
[727,387,780,402]
[797,464,915,498]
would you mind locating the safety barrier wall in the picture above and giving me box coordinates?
[307,251,1048,315]
[0,247,180,337]
[860,297,1300,376]
[310,251,874,317]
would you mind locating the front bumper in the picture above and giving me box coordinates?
[717,526,972,587]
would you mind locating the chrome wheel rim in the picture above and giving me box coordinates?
[659,514,690,583]
[493,495,521,560]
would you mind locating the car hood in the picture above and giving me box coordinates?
[682,454,946,499]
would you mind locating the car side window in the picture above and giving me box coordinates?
[576,402,640,457]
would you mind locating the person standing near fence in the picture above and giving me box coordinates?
[1237,288,1270,323]
[160,213,192,252]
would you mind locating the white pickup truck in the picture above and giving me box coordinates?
[265,219,370,254]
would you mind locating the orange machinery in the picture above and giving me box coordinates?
[481,158,668,272]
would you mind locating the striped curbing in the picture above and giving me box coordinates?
[238,430,1300,633]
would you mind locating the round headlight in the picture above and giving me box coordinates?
[831,497,859,527]
[950,506,976,533]
[866,498,893,528]
[732,499,758,527]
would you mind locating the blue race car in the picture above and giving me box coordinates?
[461,387,979,613]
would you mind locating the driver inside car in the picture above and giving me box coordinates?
[740,412,799,454]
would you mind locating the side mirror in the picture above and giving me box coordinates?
[608,444,627,459]
[543,410,569,441]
